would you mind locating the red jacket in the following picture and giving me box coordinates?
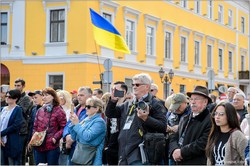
[33,105,66,152]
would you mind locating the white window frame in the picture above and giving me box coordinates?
[102,12,113,24]
[180,84,186,94]
[218,5,224,24]
[207,44,213,68]
[146,25,155,56]
[241,55,245,71]
[0,11,10,45]
[180,0,188,8]
[45,6,67,44]
[180,36,187,62]
[207,0,213,19]
[241,16,245,33]
[46,72,65,90]
[164,31,172,59]
[228,9,233,27]
[194,40,201,65]
[194,0,201,14]
[218,48,223,71]
[228,51,233,72]
[125,19,136,52]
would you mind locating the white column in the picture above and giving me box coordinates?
[10,0,25,56]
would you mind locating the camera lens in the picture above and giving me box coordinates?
[138,101,147,110]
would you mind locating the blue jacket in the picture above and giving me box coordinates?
[69,113,106,165]
[63,105,87,138]
[1,105,24,158]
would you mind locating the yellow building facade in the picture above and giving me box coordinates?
[1,0,249,99]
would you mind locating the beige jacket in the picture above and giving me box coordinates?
[207,130,248,166]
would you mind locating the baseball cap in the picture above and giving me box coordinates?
[28,90,42,96]
[169,93,188,112]
[70,90,77,94]
[165,94,174,110]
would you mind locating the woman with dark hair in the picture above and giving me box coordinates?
[32,87,67,165]
[1,89,23,165]
[206,102,247,165]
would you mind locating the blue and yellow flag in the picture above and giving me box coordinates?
[90,8,130,54]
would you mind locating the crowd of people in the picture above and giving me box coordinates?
[1,75,250,165]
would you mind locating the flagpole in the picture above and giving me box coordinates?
[94,42,103,89]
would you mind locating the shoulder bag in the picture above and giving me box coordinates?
[28,109,52,146]
[71,142,98,165]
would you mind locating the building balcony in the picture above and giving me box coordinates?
[238,70,249,79]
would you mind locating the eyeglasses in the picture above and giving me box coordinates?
[150,89,156,92]
[212,112,225,117]
[233,99,242,102]
[85,105,96,109]
[189,98,205,102]
[132,83,145,87]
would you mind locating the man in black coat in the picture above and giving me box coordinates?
[105,73,166,165]
[169,86,212,165]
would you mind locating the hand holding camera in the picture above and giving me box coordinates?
[136,101,149,121]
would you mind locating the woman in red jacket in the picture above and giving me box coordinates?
[32,87,66,165]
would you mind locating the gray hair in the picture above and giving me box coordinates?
[132,73,152,85]
[78,86,92,95]
[234,92,245,100]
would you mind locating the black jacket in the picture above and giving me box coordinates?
[169,108,212,165]
[105,93,167,164]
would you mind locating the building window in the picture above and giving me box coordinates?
[241,55,245,71]
[194,41,200,65]
[1,12,7,45]
[125,78,133,93]
[181,36,187,62]
[218,48,223,70]
[208,0,213,19]
[195,0,201,14]
[102,12,112,23]
[228,51,233,72]
[180,0,187,8]
[165,32,171,59]
[126,19,135,51]
[180,84,186,94]
[218,5,223,24]
[207,45,212,68]
[228,9,233,27]
[146,26,154,56]
[241,17,245,33]
[48,74,63,90]
[50,9,65,42]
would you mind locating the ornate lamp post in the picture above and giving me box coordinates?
[158,67,174,98]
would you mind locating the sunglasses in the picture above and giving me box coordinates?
[151,89,156,92]
[6,95,12,99]
[212,112,225,117]
[85,105,96,109]
[132,83,145,87]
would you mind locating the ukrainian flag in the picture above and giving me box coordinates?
[90,8,131,54]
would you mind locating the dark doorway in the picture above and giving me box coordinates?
[1,63,10,85]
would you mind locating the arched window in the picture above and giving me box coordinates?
[1,63,10,85]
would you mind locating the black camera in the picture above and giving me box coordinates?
[61,142,70,155]
[136,101,148,110]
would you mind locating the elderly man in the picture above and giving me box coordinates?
[227,87,238,103]
[106,73,166,165]
[169,86,212,165]
[233,92,247,122]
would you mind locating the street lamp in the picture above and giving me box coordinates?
[158,67,174,98]
[158,67,174,84]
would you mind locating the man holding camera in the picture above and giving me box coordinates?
[105,73,166,165]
